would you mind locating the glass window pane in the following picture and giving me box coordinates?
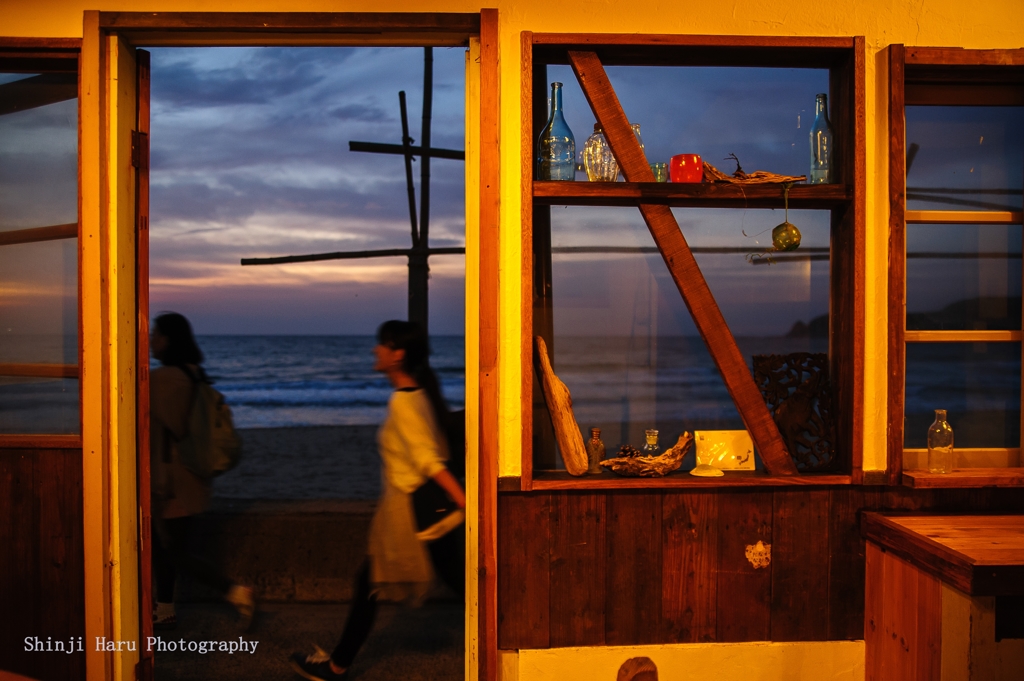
[544,206,829,467]
[904,342,1020,448]
[0,72,79,434]
[549,65,830,181]
[906,223,1022,331]
[906,106,1024,212]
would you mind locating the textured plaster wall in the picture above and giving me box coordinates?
[505,640,865,681]
[6,0,1023,474]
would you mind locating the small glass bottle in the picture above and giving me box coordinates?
[536,82,575,181]
[809,93,833,184]
[586,427,606,474]
[583,125,619,181]
[927,409,954,474]
[642,429,660,456]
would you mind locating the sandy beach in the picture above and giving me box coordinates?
[214,425,382,500]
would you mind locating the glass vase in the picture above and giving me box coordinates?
[927,409,954,474]
[536,82,575,181]
[808,93,833,184]
[586,427,606,474]
[583,125,618,181]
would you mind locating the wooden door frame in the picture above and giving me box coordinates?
[82,10,499,681]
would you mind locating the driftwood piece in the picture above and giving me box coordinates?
[703,159,806,185]
[534,336,589,476]
[600,432,693,478]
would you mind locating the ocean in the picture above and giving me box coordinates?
[196,335,466,428]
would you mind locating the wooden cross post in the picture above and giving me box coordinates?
[567,50,799,476]
[242,48,466,337]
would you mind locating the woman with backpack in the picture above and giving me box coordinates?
[290,320,465,681]
[149,312,254,629]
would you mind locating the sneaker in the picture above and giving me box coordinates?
[226,584,255,630]
[289,645,347,681]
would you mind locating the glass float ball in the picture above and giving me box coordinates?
[772,221,802,252]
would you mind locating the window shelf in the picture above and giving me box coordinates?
[530,470,851,490]
[522,32,865,490]
[533,181,852,209]
[902,468,1024,489]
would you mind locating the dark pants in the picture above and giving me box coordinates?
[331,526,465,668]
[153,515,232,603]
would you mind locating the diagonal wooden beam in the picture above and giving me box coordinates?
[567,50,798,476]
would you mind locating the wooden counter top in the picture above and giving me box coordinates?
[861,513,1024,596]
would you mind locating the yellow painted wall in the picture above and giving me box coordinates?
[503,640,865,681]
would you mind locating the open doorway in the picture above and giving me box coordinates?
[144,45,467,680]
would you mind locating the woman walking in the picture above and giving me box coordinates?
[149,312,254,629]
[290,320,465,681]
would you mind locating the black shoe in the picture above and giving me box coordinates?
[289,647,347,681]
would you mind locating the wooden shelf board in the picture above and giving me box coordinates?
[902,467,1024,488]
[530,470,851,490]
[533,181,852,209]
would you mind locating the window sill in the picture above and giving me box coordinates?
[902,468,1024,488]
[525,470,852,490]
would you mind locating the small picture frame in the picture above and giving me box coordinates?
[694,430,755,470]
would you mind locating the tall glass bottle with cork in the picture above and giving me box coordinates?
[536,82,575,181]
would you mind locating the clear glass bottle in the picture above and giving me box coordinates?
[586,427,606,474]
[927,409,954,474]
[583,125,618,181]
[536,82,575,181]
[809,93,833,184]
[642,429,660,456]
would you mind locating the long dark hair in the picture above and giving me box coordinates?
[377,320,449,432]
[153,312,208,382]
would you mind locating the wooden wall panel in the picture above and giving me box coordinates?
[497,494,551,649]
[0,449,85,681]
[715,490,773,641]
[604,493,662,645]
[548,493,607,647]
[661,491,718,643]
[827,488,871,640]
[496,486,1024,651]
[770,489,831,641]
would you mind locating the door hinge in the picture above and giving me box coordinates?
[131,130,149,170]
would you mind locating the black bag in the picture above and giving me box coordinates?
[411,476,460,533]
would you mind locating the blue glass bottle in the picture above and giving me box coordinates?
[809,93,833,184]
[536,82,575,181]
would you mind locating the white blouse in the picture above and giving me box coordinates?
[376,388,449,494]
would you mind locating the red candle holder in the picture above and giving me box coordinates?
[669,153,703,183]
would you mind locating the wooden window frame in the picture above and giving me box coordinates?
[518,33,865,491]
[0,38,83,448]
[886,45,1024,488]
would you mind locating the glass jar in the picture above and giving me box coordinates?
[536,82,575,181]
[583,125,618,181]
[641,429,660,456]
[927,409,954,474]
[586,427,606,474]
[808,93,833,184]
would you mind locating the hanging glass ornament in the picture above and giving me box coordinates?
[746,183,802,264]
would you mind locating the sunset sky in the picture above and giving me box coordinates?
[148,46,468,335]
